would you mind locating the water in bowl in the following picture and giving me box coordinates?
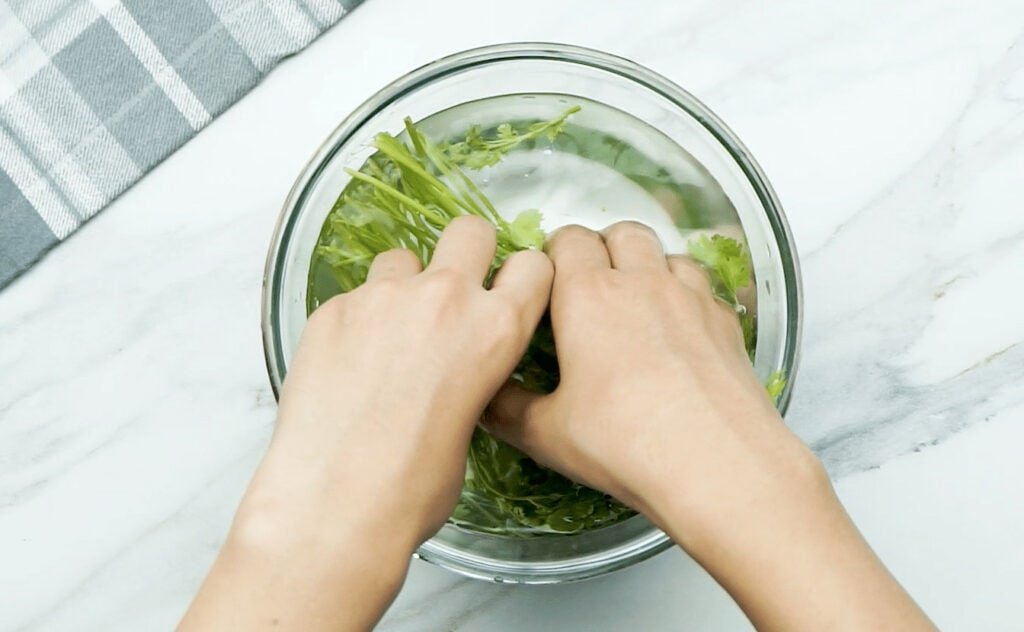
[421,93,742,249]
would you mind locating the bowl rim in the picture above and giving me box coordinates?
[261,41,803,583]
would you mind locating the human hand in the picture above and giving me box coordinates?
[484,221,813,532]
[484,222,932,631]
[181,217,552,631]
[251,215,553,547]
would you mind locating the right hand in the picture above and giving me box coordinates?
[483,222,825,542]
[491,222,936,632]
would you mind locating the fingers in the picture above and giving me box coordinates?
[545,225,611,276]
[429,215,497,283]
[490,250,554,326]
[366,248,422,281]
[667,255,713,293]
[602,221,667,272]
[483,383,554,455]
[547,222,671,275]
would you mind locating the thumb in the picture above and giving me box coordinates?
[482,383,554,454]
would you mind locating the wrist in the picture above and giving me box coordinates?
[227,476,417,593]
[648,448,932,631]
[642,433,836,557]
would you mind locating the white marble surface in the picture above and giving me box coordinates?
[2,0,1024,629]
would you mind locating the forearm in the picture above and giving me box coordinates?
[649,444,935,631]
[180,477,417,631]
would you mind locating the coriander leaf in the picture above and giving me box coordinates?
[765,370,787,404]
[447,105,582,170]
[497,123,516,142]
[688,234,751,304]
[505,209,545,251]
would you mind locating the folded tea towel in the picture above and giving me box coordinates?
[0,0,364,288]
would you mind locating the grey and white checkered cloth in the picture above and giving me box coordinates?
[0,0,363,288]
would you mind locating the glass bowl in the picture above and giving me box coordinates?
[261,43,802,583]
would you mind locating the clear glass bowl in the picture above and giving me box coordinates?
[262,43,802,583]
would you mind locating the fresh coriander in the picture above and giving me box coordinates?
[307,106,784,536]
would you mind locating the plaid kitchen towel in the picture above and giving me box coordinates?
[0,0,363,288]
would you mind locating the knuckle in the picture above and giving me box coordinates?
[603,220,657,243]
[425,268,466,295]
[549,224,601,247]
[449,214,494,235]
[489,304,523,342]
[514,248,554,271]
[668,256,712,290]
[369,276,402,295]
[379,247,418,266]
[307,294,347,327]
[666,253,697,267]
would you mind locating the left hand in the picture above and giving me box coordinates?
[182,216,552,631]
[242,215,553,549]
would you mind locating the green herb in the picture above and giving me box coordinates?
[687,234,750,305]
[442,105,581,169]
[688,233,757,352]
[688,236,787,402]
[315,114,555,290]
[765,371,787,404]
[310,107,784,536]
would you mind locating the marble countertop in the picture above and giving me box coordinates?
[3,0,1024,629]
